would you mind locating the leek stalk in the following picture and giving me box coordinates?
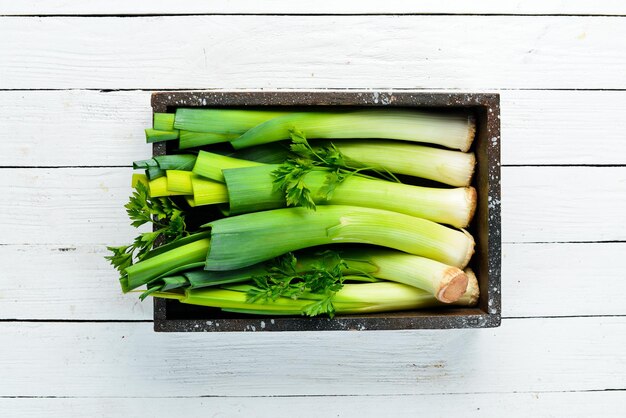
[149,269,479,316]
[223,164,476,228]
[206,205,474,271]
[231,110,476,152]
[145,128,179,143]
[192,150,262,182]
[147,246,469,303]
[330,140,476,187]
[179,131,237,149]
[153,113,175,131]
[174,108,289,134]
[164,170,229,205]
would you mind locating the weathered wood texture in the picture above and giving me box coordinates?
[1,17,625,89]
[3,242,625,320]
[0,319,624,397]
[1,391,624,418]
[2,166,624,245]
[1,0,625,15]
[3,90,626,167]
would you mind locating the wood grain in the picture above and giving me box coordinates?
[1,0,624,16]
[0,245,151,320]
[3,90,626,167]
[1,391,624,418]
[1,16,624,89]
[501,166,626,242]
[0,168,141,245]
[0,318,624,396]
[3,243,625,320]
[2,166,625,244]
[501,90,626,165]
[0,90,151,167]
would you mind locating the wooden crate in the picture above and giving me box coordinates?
[150,91,501,331]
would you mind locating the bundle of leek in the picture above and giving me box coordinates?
[109,107,480,318]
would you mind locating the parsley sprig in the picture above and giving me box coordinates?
[105,182,188,274]
[271,129,400,210]
[247,251,348,318]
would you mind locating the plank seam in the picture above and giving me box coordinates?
[1,388,624,399]
[1,88,626,92]
[1,13,626,18]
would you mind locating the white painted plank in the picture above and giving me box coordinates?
[502,243,626,317]
[0,168,140,245]
[3,243,625,320]
[1,16,624,89]
[0,90,151,167]
[2,166,625,245]
[502,166,626,242]
[0,245,151,320]
[1,392,624,418]
[1,0,625,16]
[501,90,626,165]
[0,318,624,396]
[3,90,626,167]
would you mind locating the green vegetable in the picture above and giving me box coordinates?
[165,170,194,194]
[146,247,468,303]
[122,205,473,290]
[224,164,476,228]
[153,113,175,131]
[192,150,262,182]
[148,269,479,318]
[268,130,399,210]
[164,170,229,206]
[245,251,348,317]
[230,143,289,164]
[174,108,289,134]
[205,205,474,271]
[327,140,476,187]
[133,154,196,180]
[145,128,179,143]
[105,183,189,278]
[178,131,237,149]
[191,176,229,206]
[124,234,211,292]
[230,110,476,151]
[147,176,187,197]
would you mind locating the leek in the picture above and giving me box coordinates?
[191,176,229,206]
[149,270,479,317]
[146,176,186,197]
[145,128,179,143]
[205,205,474,271]
[179,131,237,149]
[153,113,175,131]
[166,170,194,194]
[147,246,469,303]
[231,110,476,152]
[223,164,476,228]
[174,108,289,134]
[133,154,196,180]
[163,170,229,205]
[230,143,289,164]
[233,140,476,187]
[192,150,262,182]
[330,140,476,187]
[124,235,211,291]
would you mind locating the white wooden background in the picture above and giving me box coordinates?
[1,2,625,417]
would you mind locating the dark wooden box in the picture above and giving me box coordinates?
[151,91,501,331]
